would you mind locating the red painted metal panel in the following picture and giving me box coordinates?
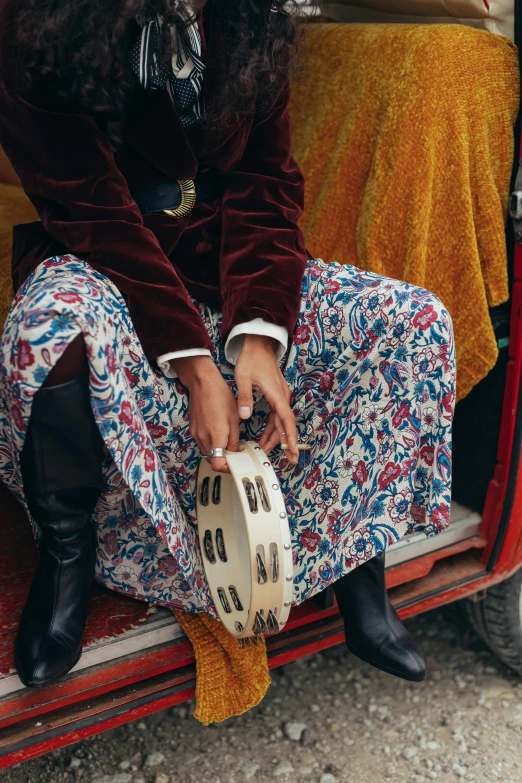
[0,620,348,769]
[478,107,522,568]
[0,643,196,729]
[481,290,522,553]
[0,685,196,769]
[0,601,338,731]
[481,141,522,572]
[385,537,486,589]
[0,546,513,770]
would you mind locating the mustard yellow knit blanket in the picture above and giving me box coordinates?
[175,610,271,724]
[289,23,520,400]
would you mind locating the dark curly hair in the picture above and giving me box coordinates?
[10,0,310,143]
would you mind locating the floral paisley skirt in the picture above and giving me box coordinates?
[0,256,455,615]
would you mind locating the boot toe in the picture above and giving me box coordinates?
[382,639,426,682]
[345,631,426,682]
[15,636,82,688]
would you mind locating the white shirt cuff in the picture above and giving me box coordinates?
[225,318,288,365]
[156,348,212,379]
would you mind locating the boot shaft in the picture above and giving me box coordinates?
[21,375,105,507]
[15,375,104,688]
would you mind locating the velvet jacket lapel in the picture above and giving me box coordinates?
[122,87,199,180]
[122,9,241,178]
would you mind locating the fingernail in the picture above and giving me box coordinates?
[239,406,251,419]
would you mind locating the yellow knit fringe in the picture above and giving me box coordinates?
[174,610,271,725]
[289,23,520,401]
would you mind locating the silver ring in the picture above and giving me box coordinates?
[208,447,227,459]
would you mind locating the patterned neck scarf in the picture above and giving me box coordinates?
[130,6,205,127]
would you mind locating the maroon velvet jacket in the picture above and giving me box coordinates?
[0,5,307,362]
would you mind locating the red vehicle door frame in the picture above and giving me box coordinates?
[481,13,522,580]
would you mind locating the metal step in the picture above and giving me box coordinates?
[385,502,481,568]
[0,607,183,699]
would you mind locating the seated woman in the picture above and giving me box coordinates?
[0,0,455,689]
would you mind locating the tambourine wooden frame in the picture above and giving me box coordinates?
[196,442,294,639]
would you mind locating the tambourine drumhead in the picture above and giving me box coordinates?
[196,442,293,639]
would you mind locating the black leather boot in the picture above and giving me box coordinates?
[15,375,105,688]
[333,552,426,682]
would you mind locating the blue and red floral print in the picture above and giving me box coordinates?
[0,256,455,613]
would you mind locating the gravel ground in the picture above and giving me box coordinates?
[4,603,522,783]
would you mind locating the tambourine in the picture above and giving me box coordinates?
[196,441,294,643]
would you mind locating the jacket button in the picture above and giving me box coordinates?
[195,241,212,255]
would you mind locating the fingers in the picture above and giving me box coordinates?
[225,414,240,471]
[202,415,241,474]
[259,412,279,452]
[207,438,230,473]
[257,389,298,463]
[274,412,288,449]
[184,368,242,475]
[276,405,298,464]
[210,455,229,473]
[259,412,286,454]
[235,349,298,461]
[191,427,232,475]
[262,427,281,455]
[236,371,254,420]
[260,384,297,462]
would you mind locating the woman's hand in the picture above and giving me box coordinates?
[235,334,298,464]
[172,355,239,473]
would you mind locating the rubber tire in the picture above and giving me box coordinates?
[462,567,522,676]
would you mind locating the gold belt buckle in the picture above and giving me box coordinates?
[163,179,197,218]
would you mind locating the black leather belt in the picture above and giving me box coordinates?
[131,174,224,218]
